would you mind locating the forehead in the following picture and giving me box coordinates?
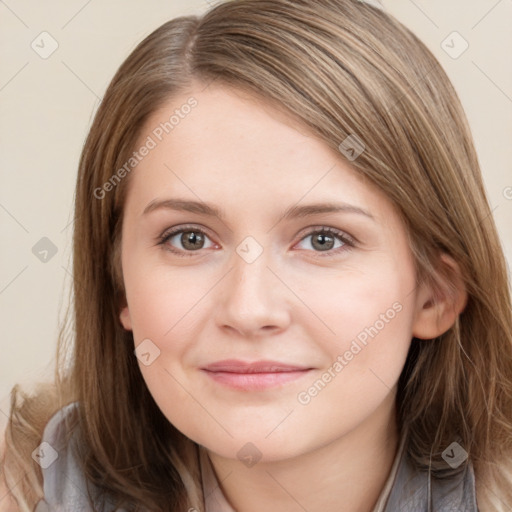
[124,83,393,224]
[138,83,331,165]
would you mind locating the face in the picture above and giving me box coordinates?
[118,82,426,462]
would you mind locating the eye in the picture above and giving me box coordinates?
[157,224,355,258]
[294,227,355,256]
[157,225,216,256]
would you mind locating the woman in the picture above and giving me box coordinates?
[2,0,512,510]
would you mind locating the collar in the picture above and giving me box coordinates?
[198,436,479,512]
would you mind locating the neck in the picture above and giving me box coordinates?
[207,389,400,512]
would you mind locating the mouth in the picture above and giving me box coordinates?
[200,359,314,391]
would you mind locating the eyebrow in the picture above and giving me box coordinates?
[142,198,375,222]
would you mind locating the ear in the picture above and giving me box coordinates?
[412,253,467,340]
[119,302,133,331]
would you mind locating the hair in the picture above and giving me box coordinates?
[2,0,512,510]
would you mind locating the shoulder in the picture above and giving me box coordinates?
[0,387,84,512]
[35,402,129,511]
[39,401,81,452]
[34,401,95,510]
[384,442,479,511]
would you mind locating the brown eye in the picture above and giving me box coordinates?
[180,231,205,251]
[295,227,355,256]
[158,225,215,256]
[310,232,336,251]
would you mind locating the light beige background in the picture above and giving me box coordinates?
[1,0,511,430]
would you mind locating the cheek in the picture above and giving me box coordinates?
[301,261,415,356]
[291,275,415,446]
[292,255,417,418]
[124,266,213,440]
[124,260,211,344]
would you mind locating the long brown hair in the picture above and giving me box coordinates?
[2,0,512,510]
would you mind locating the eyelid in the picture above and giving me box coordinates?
[294,225,358,246]
[159,223,214,241]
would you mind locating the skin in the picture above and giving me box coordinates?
[118,82,466,512]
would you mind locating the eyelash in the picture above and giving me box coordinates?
[156,224,356,258]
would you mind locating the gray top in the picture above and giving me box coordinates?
[35,402,479,511]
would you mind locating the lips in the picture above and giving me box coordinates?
[202,359,311,373]
[201,359,313,391]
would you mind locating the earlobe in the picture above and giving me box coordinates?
[119,305,133,331]
[412,254,467,340]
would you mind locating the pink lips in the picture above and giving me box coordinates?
[201,359,312,391]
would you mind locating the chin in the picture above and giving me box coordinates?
[195,427,318,464]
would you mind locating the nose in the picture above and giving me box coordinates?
[215,244,291,339]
